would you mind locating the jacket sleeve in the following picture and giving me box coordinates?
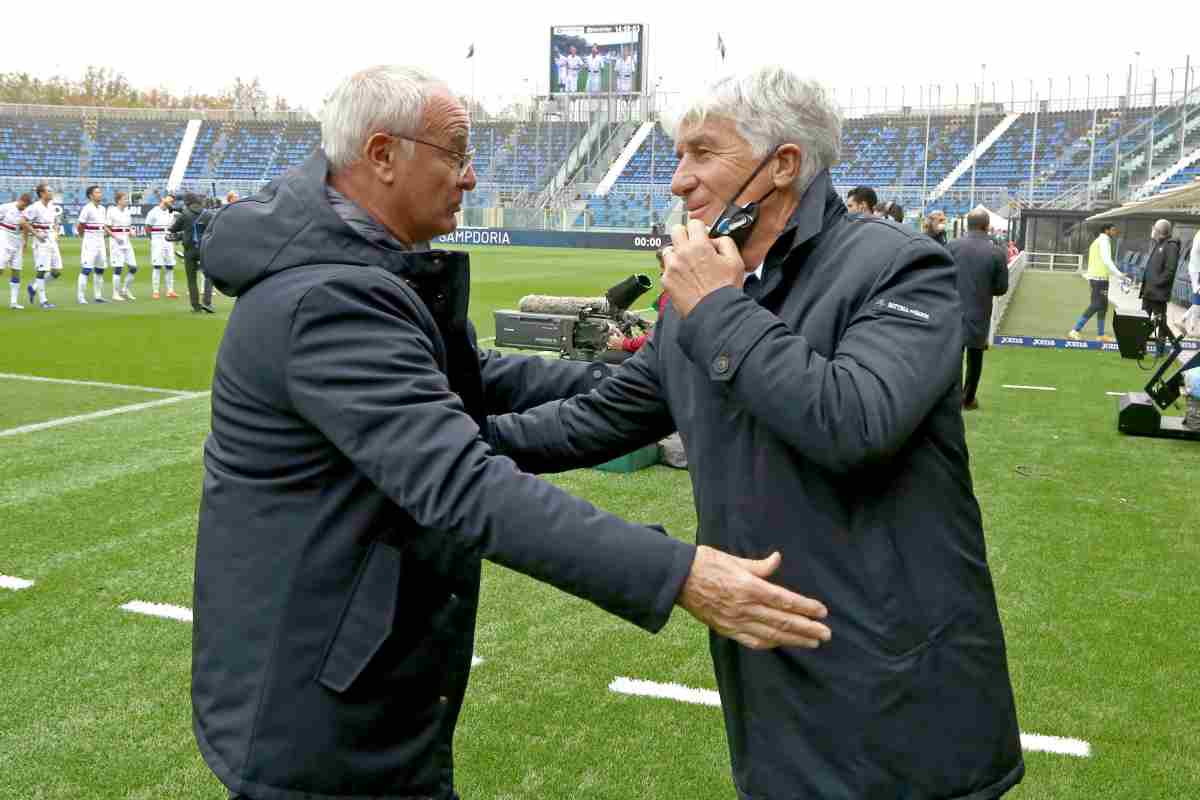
[476,348,607,414]
[487,328,676,474]
[285,272,694,633]
[168,212,186,234]
[992,248,1009,296]
[674,236,961,475]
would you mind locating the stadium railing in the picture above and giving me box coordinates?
[1024,252,1084,272]
[990,250,1028,341]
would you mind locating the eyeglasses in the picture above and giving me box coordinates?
[396,135,475,177]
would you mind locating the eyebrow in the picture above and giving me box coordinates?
[675,133,715,157]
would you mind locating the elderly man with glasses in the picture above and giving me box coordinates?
[191,65,831,800]
[489,66,1024,799]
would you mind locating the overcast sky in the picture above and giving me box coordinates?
[8,0,1196,115]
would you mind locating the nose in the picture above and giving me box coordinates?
[460,164,477,192]
[670,159,697,198]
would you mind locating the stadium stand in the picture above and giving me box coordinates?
[89,119,186,182]
[0,92,1195,230]
[0,116,83,177]
[580,122,676,228]
[183,122,219,181]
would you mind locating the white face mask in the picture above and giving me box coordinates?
[936,223,946,233]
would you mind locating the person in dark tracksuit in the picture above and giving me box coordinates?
[168,193,214,312]
[949,207,1009,411]
[1140,219,1181,319]
[193,65,831,800]
[489,67,1024,799]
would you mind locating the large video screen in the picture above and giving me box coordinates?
[549,24,645,95]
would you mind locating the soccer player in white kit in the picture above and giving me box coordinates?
[144,194,178,299]
[616,49,636,94]
[554,50,569,92]
[76,185,110,304]
[106,191,137,301]
[0,193,33,309]
[22,183,61,309]
[585,45,606,93]
[564,46,583,93]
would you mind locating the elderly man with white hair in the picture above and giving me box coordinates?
[490,66,1024,798]
[191,65,832,800]
[1140,218,1182,322]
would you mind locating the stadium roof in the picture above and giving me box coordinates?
[1086,179,1200,221]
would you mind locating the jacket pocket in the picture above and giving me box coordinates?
[316,539,402,693]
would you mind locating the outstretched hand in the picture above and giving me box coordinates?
[677,545,831,650]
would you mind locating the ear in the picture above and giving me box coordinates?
[772,143,802,188]
[363,132,398,185]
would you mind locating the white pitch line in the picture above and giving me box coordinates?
[478,336,496,344]
[609,676,720,707]
[0,575,35,590]
[1106,392,1126,397]
[610,677,1091,758]
[120,600,193,623]
[1002,385,1058,392]
[0,372,193,396]
[0,392,209,439]
[1019,732,1092,758]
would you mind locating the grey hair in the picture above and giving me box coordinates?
[321,65,444,172]
[1153,219,1172,238]
[669,66,842,195]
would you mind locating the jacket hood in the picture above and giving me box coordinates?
[201,151,423,298]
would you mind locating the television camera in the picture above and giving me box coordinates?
[493,274,653,363]
[1112,309,1199,441]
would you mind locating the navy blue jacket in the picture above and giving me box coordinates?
[490,171,1025,799]
[948,231,1009,349]
[192,152,696,800]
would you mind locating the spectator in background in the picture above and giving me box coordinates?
[949,207,1009,411]
[1007,238,1020,263]
[1069,222,1122,342]
[225,191,239,205]
[1139,219,1181,321]
[845,185,876,215]
[877,200,903,223]
[923,209,948,245]
[1182,231,1200,337]
[609,248,667,354]
[169,193,214,313]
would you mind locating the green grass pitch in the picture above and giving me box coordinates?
[1,242,1197,799]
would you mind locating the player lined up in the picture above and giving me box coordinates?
[4,185,180,310]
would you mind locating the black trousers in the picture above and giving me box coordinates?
[184,250,212,309]
[963,347,985,403]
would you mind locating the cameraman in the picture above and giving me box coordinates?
[169,193,214,313]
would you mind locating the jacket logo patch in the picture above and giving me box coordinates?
[874,298,931,322]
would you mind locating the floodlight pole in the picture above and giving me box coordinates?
[971,63,985,208]
[921,84,932,217]
[1028,96,1038,205]
[1146,72,1156,185]
[1183,55,1192,165]
[1087,104,1098,207]
[649,122,655,226]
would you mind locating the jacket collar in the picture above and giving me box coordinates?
[753,170,845,297]
[295,151,472,329]
[297,152,467,271]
